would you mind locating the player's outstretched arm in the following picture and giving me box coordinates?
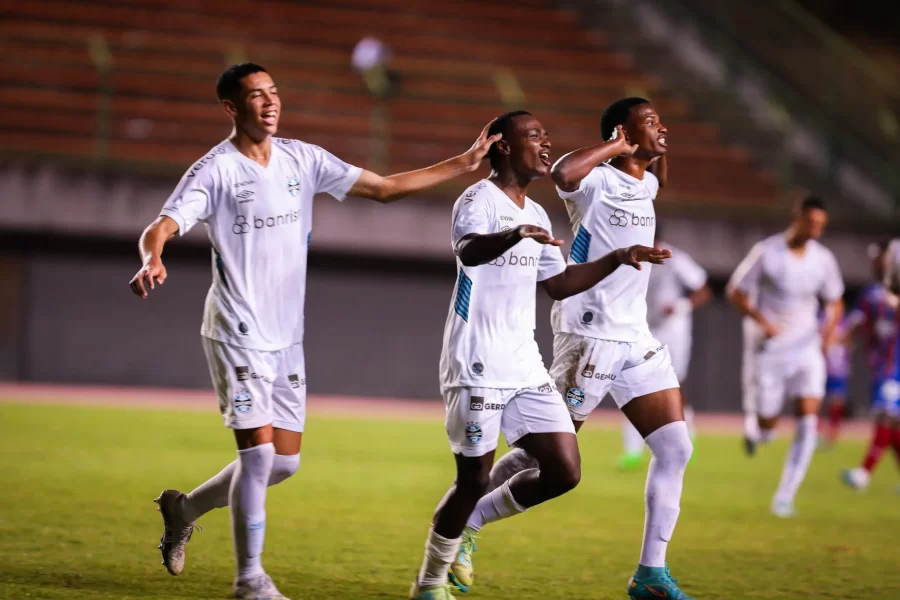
[542,245,671,301]
[456,225,562,267]
[551,125,637,192]
[347,121,502,203]
[129,216,179,298]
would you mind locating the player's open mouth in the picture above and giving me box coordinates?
[261,111,278,125]
[658,136,667,147]
[539,150,551,165]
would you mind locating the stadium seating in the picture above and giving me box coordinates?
[0,0,779,208]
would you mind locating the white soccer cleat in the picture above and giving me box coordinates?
[770,499,796,519]
[233,573,290,600]
[841,467,871,491]
[154,489,199,576]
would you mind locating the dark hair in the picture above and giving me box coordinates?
[487,110,532,170]
[800,194,827,213]
[216,63,268,101]
[600,97,650,141]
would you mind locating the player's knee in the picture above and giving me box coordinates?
[542,456,581,495]
[270,453,301,485]
[654,427,693,472]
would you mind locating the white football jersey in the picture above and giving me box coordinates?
[729,233,844,355]
[551,163,659,342]
[160,138,362,351]
[646,242,708,331]
[439,180,567,390]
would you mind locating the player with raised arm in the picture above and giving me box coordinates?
[619,225,711,469]
[842,241,900,489]
[451,98,697,600]
[727,196,844,518]
[129,63,500,600]
[409,111,669,600]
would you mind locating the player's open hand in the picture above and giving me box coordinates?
[460,120,503,172]
[613,125,639,157]
[130,259,167,298]
[518,225,564,246]
[617,245,672,270]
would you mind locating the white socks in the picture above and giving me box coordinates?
[744,412,760,442]
[417,528,460,587]
[623,419,645,455]
[774,415,817,504]
[466,474,530,532]
[639,421,693,568]
[182,453,300,523]
[230,443,275,582]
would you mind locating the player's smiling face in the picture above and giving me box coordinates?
[228,71,281,139]
[506,115,552,179]
[625,104,667,158]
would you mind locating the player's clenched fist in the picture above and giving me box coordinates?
[130,259,167,298]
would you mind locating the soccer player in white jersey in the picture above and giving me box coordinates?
[451,98,697,600]
[128,63,501,600]
[620,227,711,469]
[409,111,670,600]
[727,196,844,518]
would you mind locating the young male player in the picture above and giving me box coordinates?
[451,99,697,600]
[129,62,501,600]
[620,226,711,469]
[728,196,844,517]
[409,110,670,600]
[842,241,900,489]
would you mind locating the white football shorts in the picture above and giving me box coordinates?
[202,337,307,432]
[550,332,680,422]
[743,344,826,419]
[443,382,575,457]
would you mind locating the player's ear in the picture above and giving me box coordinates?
[495,138,511,158]
[221,98,238,119]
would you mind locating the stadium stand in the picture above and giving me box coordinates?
[1,0,780,209]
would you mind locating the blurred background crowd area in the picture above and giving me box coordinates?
[1,0,898,412]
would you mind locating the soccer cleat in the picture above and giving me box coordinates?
[627,564,694,599]
[617,451,644,471]
[232,573,290,600]
[743,435,757,457]
[770,499,795,518]
[154,489,199,576]
[448,527,477,592]
[409,582,456,599]
[841,467,871,490]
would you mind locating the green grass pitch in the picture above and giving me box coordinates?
[1,402,899,599]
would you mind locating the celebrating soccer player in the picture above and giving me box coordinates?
[130,63,501,599]
[409,110,669,600]
[448,99,696,600]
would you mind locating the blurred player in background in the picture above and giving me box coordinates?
[409,110,669,600]
[129,63,500,600]
[453,99,697,600]
[819,313,851,448]
[727,196,844,518]
[842,241,900,490]
[619,225,711,469]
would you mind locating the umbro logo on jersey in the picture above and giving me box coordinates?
[235,190,255,203]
